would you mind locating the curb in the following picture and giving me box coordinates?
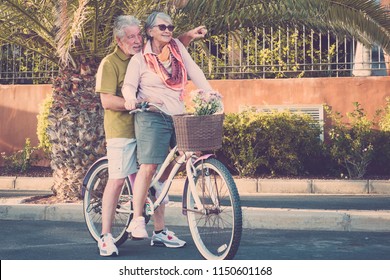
[1,202,390,232]
[1,177,390,194]
[0,177,54,191]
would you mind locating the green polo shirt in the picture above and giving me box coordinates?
[95,46,135,139]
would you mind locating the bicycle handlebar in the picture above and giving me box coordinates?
[129,101,171,116]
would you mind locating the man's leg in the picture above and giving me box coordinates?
[98,138,137,256]
[101,178,126,235]
[98,178,125,257]
[104,138,137,233]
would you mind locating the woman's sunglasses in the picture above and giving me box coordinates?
[154,24,175,32]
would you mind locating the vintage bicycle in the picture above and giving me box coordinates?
[82,102,242,260]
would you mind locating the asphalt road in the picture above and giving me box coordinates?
[1,220,390,260]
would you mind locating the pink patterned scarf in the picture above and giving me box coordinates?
[144,39,187,96]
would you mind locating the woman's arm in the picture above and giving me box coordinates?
[175,39,212,90]
[122,55,141,110]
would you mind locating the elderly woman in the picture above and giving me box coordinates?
[122,12,213,247]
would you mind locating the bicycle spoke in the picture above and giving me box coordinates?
[83,160,131,247]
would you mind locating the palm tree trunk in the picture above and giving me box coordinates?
[47,62,106,201]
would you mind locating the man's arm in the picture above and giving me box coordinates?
[100,93,127,111]
[100,93,164,111]
[178,26,208,47]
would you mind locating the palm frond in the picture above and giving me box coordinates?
[2,0,55,38]
[0,0,56,48]
[55,0,90,68]
[177,0,390,54]
[324,0,390,52]
[1,0,390,67]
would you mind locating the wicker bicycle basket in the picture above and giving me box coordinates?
[172,113,225,151]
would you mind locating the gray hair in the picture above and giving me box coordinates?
[144,12,173,39]
[113,15,140,39]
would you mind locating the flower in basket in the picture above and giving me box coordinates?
[189,89,223,116]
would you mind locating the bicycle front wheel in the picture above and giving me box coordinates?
[185,158,242,260]
[83,160,132,246]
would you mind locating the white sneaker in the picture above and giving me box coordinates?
[153,181,169,205]
[150,229,186,248]
[126,216,149,239]
[98,233,118,257]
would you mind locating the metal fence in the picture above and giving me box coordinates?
[0,44,58,84]
[0,26,388,84]
[189,26,388,79]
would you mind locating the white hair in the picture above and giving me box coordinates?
[113,15,140,39]
[144,12,173,39]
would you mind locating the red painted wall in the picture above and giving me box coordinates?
[1,77,389,158]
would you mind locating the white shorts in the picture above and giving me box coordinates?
[106,138,137,179]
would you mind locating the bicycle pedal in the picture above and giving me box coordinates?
[130,235,147,241]
[145,197,154,215]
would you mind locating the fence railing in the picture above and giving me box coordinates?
[0,26,388,84]
[189,26,388,79]
[0,44,58,84]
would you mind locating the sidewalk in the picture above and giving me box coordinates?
[2,176,390,194]
[1,176,390,232]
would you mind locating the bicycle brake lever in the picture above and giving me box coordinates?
[136,101,149,109]
[129,102,150,114]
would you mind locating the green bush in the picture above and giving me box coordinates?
[222,110,322,177]
[258,111,323,176]
[367,130,390,176]
[324,103,375,179]
[0,138,38,173]
[36,94,53,155]
[222,111,266,177]
[379,97,390,132]
[367,99,390,176]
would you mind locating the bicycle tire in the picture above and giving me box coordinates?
[185,158,242,260]
[83,160,132,246]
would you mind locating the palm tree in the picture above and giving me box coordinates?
[1,0,389,201]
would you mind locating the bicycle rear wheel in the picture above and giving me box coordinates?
[83,160,132,246]
[185,158,242,260]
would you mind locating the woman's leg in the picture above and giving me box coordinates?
[132,164,157,218]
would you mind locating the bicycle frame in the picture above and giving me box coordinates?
[150,147,213,214]
[126,102,208,212]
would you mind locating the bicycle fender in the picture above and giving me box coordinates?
[182,154,216,214]
[82,156,108,187]
[193,153,215,164]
